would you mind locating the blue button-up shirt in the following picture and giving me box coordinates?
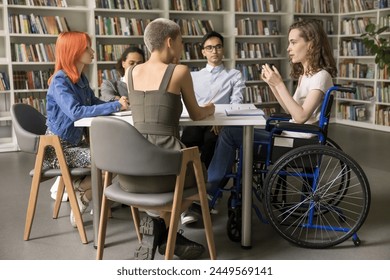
[46,70,122,145]
[190,64,244,105]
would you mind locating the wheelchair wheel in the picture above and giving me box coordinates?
[325,137,342,150]
[226,193,242,242]
[263,145,370,249]
[227,207,242,242]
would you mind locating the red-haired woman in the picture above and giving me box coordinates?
[44,31,129,227]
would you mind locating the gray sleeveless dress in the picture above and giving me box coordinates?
[119,64,196,193]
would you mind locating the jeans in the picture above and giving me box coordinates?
[207,126,271,195]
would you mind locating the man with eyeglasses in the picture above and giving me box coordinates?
[181,31,245,225]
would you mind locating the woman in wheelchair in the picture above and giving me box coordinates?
[182,19,338,224]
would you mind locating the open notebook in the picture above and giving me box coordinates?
[225,105,264,116]
[111,110,132,116]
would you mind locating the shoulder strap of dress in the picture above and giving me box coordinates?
[126,65,136,91]
[159,64,176,91]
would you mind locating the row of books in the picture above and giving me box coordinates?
[95,0,152,9]
[379,14,390,28]
[294,0,334,13]
[182,43,203,60]
[377,84,390,103]
[295,17,334,35]
[174,18,214,36]
[337,83,374,100]
[236,19,280,36]
[95,16,151,36]
[339,60,375,79]
[8,14,70,35]
[243,85,277,103]
[260,106,277,117]
[97,68,121,87]
[376,106,390,126]
[13,70,53,90]
[340,0,376,13]
[236,64,264,81]
[378,67,389,80]
[96,44,149,62]
[15,96,47,115]
[171,0,222,11]
[8,0,67,6]
[12,43,56,63]
[0,72,11,91]
[340,17,374,35]
[337,103,367,121]
[235,0,279,13]
[235,42,278,59]
[340,39,370,57]
[378,0,390,8]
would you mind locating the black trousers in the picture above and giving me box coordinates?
[181,126,218,168]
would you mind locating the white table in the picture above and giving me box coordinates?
[75,104,266,249]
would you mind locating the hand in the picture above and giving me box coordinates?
[210,125,222,135]
[261,64,283,87]
[204,102,215,115]
[118,96,129,110]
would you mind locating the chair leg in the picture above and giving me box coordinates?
[52,137,88,244]
[103,171,113,218]
[53,177,64,219]
[24,141,46,241]
[97,195,110,260]
[65,179,88,244]
[193,150,217,260]
[130,206,141,243]
[24,174,41,241]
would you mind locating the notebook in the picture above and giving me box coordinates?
[225,108,264,116]
[112,110,132,116]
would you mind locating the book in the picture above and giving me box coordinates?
[225,108,264,116]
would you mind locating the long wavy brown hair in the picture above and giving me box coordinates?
[48,31,91,85]
[289,19,337,79]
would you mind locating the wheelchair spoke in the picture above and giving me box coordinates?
[264,145,370,249]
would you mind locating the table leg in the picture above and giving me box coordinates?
[241,125,253,249]
[91,144,103,248]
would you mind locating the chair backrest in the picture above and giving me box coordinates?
[318,85,356,139]
[11,103,47,154]
[90,117,182,176]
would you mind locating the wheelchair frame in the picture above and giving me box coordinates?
[210,86,371,249]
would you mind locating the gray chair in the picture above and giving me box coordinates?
[90,117,216,260]
[11,103,90,244]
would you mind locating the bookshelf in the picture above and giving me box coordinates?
[335,0,390,132]
[1,0,389,152]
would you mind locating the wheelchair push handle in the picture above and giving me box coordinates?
[331,85,356,94]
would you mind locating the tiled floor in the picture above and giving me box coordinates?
[0,124,389,260]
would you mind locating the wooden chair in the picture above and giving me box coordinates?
[11,103,90,244]
[90,117,216,260]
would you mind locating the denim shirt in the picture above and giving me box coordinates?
[46,70,122,145]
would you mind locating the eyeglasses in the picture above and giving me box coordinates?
[203,44,223,52]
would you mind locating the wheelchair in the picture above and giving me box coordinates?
[210,85,371,249]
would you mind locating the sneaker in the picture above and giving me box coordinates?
[50,176,68,202]
[69,190,89,228]
[207,194,220,214]
[134,216,166,260]
[158,229,205,260]
[181,203,201,225]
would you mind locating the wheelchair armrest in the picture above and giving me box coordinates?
[266,113,292,131]
[275,122,322,134]
[269,113,292,120]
